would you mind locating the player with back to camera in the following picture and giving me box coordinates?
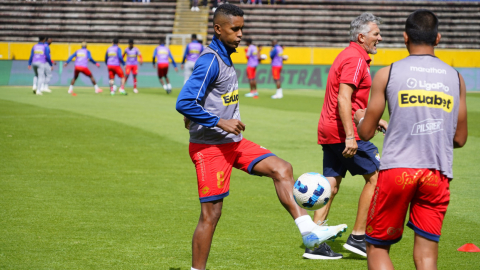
[175,4,347,270]
[181,34,204,84]
[244,38,262,98]
[354,9,467,270]
[27,36,53,96]
[105,38,127,95]
[64,41,102,95]
[153,38,178,94]
[33,37,55,93]
[123,39,143,94]
[310,13,386,260]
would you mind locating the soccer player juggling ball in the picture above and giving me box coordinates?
[176,4,347,270]
[355,9,467,270]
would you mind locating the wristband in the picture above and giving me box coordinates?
[358,117,364,125]
[345,137,356,140]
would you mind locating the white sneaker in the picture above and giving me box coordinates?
[42,88,52,93]
[195,6,200,11]
[133,88,138,94]
[302,224,348,249]
[191,6,195,11]
[68,89,73,94]
[245,92,258,97]
[271,93,283,99]
[36,90,43,95]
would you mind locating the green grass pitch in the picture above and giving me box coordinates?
[0,86,479,269]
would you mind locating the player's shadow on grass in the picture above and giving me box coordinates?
[299,240,366,260]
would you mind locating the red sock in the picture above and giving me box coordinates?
[134,78,137,88]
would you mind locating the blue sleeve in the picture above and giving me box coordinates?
[181,45,189,64]
[45,46,53,66]
[118,48,125,65]
[87,51,97,64]
[169,51,177,68]
[152,48,157,64]
[28,47,34,65]
[105,51,108,65]
[66,52,77,64]
[270,47,277,59]
[176,54,220,127]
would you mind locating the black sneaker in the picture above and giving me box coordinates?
[343,234,367,257]
[303,242,343,260]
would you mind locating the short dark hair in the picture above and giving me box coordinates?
[38,36,44,42]
[159,38,165,45]
[128,39,134,44]
[245,38,252,44]
[191,34,197,40]
[113,38,119,44]
[405,9,439,46]
[213,4,244,23]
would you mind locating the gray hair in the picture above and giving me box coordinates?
[349,13,382,42]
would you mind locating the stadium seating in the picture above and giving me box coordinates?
[0,0,176,44]
[208,1,480,49]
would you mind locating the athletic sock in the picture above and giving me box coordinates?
[191,268,201,270]
[69,85,73,91]
[133,78,137,89]
[163,84,167,90]
[44,84,49,89]
[276,88,283,95]
[167,83,172,90]
[33,76,37,87]
[295,215,317,236]
[94,84,99,90]
[351,234,365,241]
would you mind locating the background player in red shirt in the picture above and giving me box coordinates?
[123,39,143,93]
[307,13,387,260]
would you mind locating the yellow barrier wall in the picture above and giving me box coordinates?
[2,42,480,68]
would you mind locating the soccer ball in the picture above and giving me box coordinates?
[282,55,289,60]
[260,54,267,60]
[293,172,331,211]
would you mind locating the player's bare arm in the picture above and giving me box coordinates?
[453,73,468,148]
[216,118,245,135]
[338,83,357,158]
[355,66,390,141]
[184,117,191,130]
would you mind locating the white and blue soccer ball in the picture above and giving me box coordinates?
[293,172,331,211]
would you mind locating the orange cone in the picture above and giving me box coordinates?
[457,243,480,252]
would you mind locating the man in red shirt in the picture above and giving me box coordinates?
[304,13,387,260]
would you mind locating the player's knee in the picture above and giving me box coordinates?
[200,207,222,225]
[269,159,293,181]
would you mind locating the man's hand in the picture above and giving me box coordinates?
[184,117,191,130]
[50,66,54,71]
[28,65,31,70]
[174,67,178,72]
[181,64,184,70]
[354,109,366,125]
[63,63,68,68]
[342,138,358,158]
[216,118,245,135]
[140,61,143,66]
[377,119,388,134]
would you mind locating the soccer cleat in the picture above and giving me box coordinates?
[68,89,74,94]
[35,90,43,95]
[271,93,283,99]
[245,92,258,97]
[303,243,343,260]
[133,88,138,94]
[302,224,348,249]
[166,89,172,94]
[42,88,52,93]
[120,91,128,95]
[95,88,103,94]
[32,84,37,91]
[110,91,115,96]
[343,234,367,257]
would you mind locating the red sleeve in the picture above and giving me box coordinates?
[339,57,365,88]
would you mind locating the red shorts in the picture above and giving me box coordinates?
[366,168,450,245]
[189,139,275,202]
[108,65,124,79]
[272,66,282,81]
[74,66,92,77]
[125,65,138,75]
[246,66,256,80]
[157,63,169,78]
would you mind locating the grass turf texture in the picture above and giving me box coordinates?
[0,86,478,269]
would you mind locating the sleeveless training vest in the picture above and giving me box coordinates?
[189,47,242,145]
[380,55,460,178]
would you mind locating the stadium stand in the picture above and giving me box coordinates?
[0,0,479,49]
[208,0,480,49]
[0,0,176,44]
